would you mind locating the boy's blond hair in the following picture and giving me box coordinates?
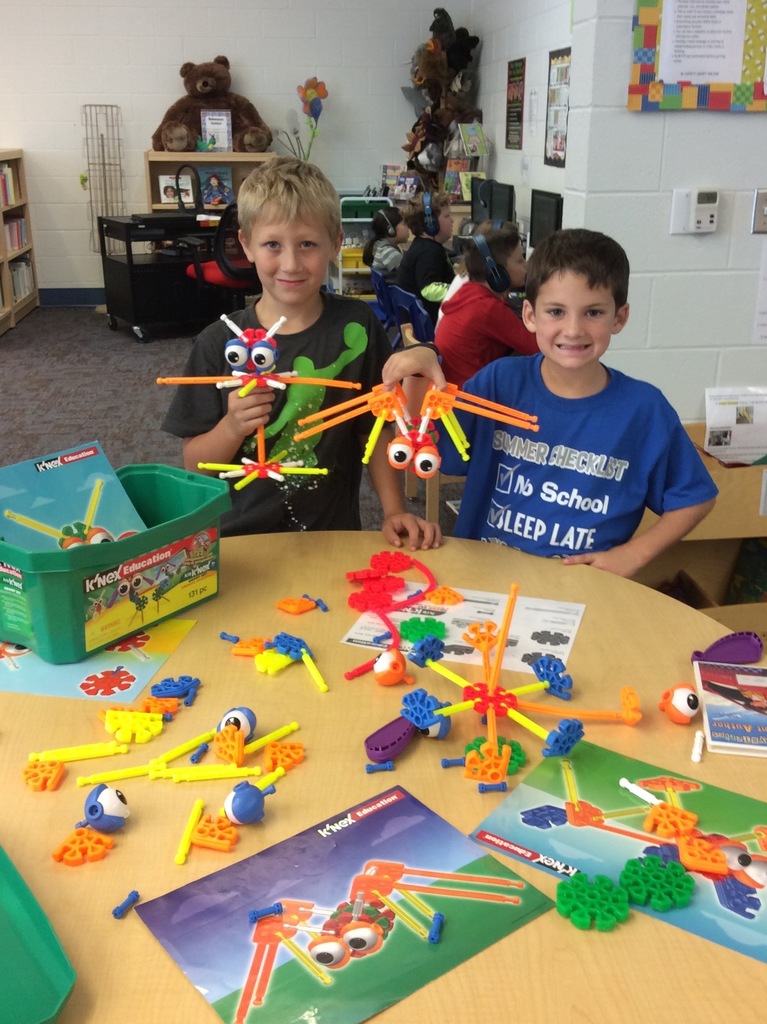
[237,156,341,241]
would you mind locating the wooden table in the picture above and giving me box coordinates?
[2,532,765,1024]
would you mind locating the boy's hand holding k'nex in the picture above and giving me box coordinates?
[382,512,442,552]
[382,346,446,391]
[224,384,276,443]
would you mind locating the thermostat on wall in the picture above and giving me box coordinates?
[670,188,719,234]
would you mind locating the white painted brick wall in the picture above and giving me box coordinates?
[2,0,765,418]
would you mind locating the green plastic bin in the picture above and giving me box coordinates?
[0,464,230,664]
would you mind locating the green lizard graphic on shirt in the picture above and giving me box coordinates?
[241,322,369,466]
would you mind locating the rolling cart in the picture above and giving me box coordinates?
[98,214,223,341]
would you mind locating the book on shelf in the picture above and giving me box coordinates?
[0,441,146,553]
[459,122,489,157]
[0,163,17,206]
[198,165,235,206]
[392,174,421,200]
[381,162,407,194]
[459,170,485,201]
[200,109,233,152]
[3,216,28,252]
[692,659,767,756]
[158,174,193,205]
[442,158,470,200]
[10,256,34,302]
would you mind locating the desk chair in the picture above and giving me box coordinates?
[178,203,259,313]
[369,269,400,344]
[389,285,435,342]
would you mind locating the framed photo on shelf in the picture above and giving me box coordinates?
[198,165,235,207]
[200,110,233,152]
[158,173,192,205]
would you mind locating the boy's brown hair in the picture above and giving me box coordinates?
[463,225,522,283]
[525,228,630,309]
[237,156,341,241]
[403,192,451,236]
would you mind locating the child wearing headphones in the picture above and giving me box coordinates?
[434,225,538,386]
[396,192,455,324]
[362,207,409,279]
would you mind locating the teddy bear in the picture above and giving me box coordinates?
[151,56,272,153]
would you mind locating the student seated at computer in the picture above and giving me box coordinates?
[396,193,455,324]
[434,225,537,386]
[438,220,517,319]
[361,207,409,280]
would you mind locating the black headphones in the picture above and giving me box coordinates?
[473,233,511,293]
[379,208,397,237]
[422,192,440,237]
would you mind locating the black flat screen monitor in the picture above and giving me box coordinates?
[489,182,515,226]
[470,176,493,224]
[529,189,563,249]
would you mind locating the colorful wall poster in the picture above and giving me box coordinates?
[544,48,570,167]
[471,741,767,963]
[136,787,552,1024]
[629,1,767,112]
[505,58,526,150]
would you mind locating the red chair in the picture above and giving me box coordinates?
[179,203,259,313]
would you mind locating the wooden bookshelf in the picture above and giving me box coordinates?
[0,149,39,337]
[144,151,276,212]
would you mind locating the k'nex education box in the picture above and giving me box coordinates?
[0,465,230,664]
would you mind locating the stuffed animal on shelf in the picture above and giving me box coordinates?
[151,55,272,153]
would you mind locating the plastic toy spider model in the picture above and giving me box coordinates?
[157,313,362,486]
[294,381,539,480]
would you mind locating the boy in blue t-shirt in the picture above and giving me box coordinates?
[435,228,717,577]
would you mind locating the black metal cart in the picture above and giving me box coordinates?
[98,214,223,341]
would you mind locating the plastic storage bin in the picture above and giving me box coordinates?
[0,464,230,664]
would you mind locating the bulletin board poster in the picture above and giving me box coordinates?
[544,48,570,167]
[629,0,767,112]
[505,58,526,149]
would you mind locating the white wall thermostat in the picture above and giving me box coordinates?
[670,188,719,234]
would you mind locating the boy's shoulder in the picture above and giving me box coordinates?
[606,365,676,410]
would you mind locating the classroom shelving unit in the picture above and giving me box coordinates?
[0,149,39,338]
[144,151,275,212]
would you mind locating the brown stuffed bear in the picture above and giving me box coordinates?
[151,55,272,153]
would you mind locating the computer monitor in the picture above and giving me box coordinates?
[489,181,516,226]
[470,176,493,225]
[528,189,563,250]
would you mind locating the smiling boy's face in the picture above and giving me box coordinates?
[240,213,343,327]
[522,270,629,385]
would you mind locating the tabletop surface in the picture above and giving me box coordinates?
[2,531,765,1024]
